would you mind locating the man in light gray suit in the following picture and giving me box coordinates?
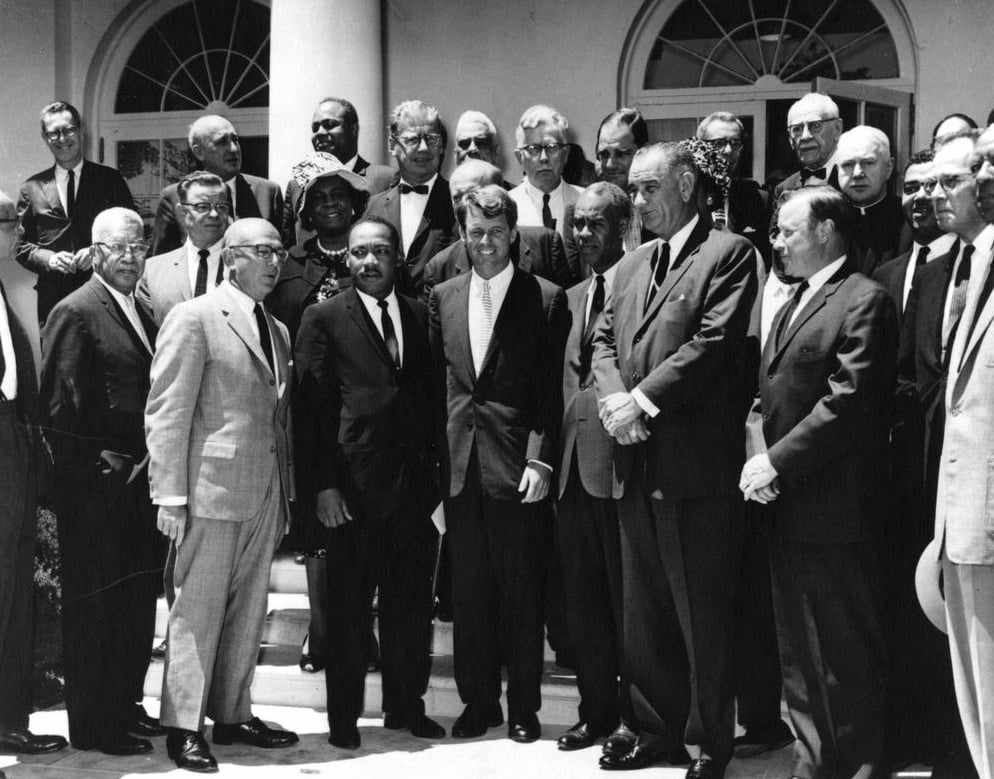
[145,218,298,773]
[137,171,231,326]
[933,125,994,779]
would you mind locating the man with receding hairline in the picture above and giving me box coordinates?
[774,93,843,198]
[152,114,283,254]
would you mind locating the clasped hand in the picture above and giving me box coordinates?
[739,453,780,504]
[599,392,650,445]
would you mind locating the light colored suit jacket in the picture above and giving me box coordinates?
[938,262,994,564]
[509,180,583,245]
[145,282,294,522]
[136,246,194,327]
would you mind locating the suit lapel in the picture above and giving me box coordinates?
[767,265,849,368]
[219,285,272,375]
[448,273,475,380]
[170,249,194,302]
[514,233,534,273]
[234,174,261,219]
[637,221,710,336]
[88,278,153,360]
[480,268,524,374]
[408,181,444,259]
[41,168,66,217]
[346,288,396,370]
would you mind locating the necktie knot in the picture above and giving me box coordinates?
[915,245,930,267]
[800,167,828,185]
[541,193,555,230]
[400,183,429,195]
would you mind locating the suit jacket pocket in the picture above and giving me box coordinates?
[201,440,236,459]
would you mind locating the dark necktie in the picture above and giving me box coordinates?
[644,242,670,313]
[254,304,275,374]
[542,193,555,230]
[915,245,930,267]
[944,244,974,358]
[400,183,429,195]
[194,249,210,297]
[580,274,605,380]
[774,281,810,350]
[378,300,400,368]
[65,169,75,218]
[799,167,827,185]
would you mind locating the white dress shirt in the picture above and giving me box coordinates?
[585,262,620,329]
[943,225,994,345]
[400,174,437,256]
[54,161,82,216]
[0,297,18,401]
[788,255,847,328]
[902,233,955,310]
[761,273,800,350]
[469,261,514,374]
[356,288,404,365]
[94,274,152,354]
[225,280,278,384]
[184,238,225,295]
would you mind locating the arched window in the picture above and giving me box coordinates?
[89,0,271,225]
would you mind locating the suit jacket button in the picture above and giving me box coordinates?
[767,372,775,379]
[762,413,770,420]
[269,379,276,386]
[270,445,276,453]
[465,419,474,429]
[634,335,641,344]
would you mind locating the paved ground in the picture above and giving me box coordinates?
[1,700,934,779]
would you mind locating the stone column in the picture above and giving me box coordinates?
[268,0,384,187]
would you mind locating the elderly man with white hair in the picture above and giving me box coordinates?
[41,206,162,755]
[774,93,844,198]
[509,104,584,242]
[152,114,283,254]
[836,125,911,273]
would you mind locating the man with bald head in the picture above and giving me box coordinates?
[423,159,573,296]
[281,97,396,246]
[0,190,67,757]
[42,207,161,755]
[837,125,911,273]
[774,93,843,198]
[152,114,283,254]
[146,218,298,771]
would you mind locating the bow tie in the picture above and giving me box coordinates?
[800,167,828,185]
[400,183,430,195]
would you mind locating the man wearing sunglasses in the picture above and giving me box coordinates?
[40,207,161,756]
[138,172,233,327]
[281,97,396,247]
[146,219,298,772]
[151,114,283,255]
[16,101,134,325]
[364,100,456,297]
[774,93,843,200]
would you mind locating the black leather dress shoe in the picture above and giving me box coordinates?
[128,705,166,738]
[732,719,795,759]
[508,713,541,743]
[451,703,504,739]
[212,717,298,748]
[328,724,361,750]
[602,723,638,755]
[99,734,153,756]
[599,743,691,770]
[0,729,67,754]
[558,721,609,751]
[166,729,217,773]
[685,757,724,779]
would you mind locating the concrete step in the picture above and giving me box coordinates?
[154,595,561,663]
[143,646,580,727]
[269,552,309,593]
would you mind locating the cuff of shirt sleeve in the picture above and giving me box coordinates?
[631,387,659,418]
[154,496,187,506]
[527,459,553,473]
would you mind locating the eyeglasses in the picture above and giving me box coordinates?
[349,244,395,260]
[517,143,565,158]
[393,133,444,150]
[902,180,929,195]
[44,127,79,142]
[94,241,150,259]
[787,119,838,138]
[182,201,232,216]
[456,136,495,151]
[205,133,240,147]
[228,244,289,265]
[705,138,744,151]
[921,174,976,193]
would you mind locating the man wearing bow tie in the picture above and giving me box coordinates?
[774,93,843,200]
[741,186,895,779]
[364,100,456,297]
[593,143,757,779]
[40,207,161,755]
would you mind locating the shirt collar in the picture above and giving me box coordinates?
[184,237,224,260]
[344,154,360,170]
[224,279,260,315]
[590,260,620,296]
[804,254,847,295]
[661,212,700,261]
[471,260,514,292]
[917,233,956,258]
[970,223,994,257]
[523,178,564,201]
[856,194,888,215]
[356,287,398,312]
[400,173,437,192]
[94,273,136,309]
[54,160,83,179]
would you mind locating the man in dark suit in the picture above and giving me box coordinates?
[593,143,758,779]
[151,114,283,254]
[697,111,772,267]
[0,190,67,757]
[554,182,636,755]
[741,186,895,779]
[429,185,568,744]
[774,94,843,199]
[836,126,912,275]
[40,207,162,756]
[423,159,574,297]
[17,101,135,324]
[295,216,443,749]
[364,100,456,297]
[281,97,396,246]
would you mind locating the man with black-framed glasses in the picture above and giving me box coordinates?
[364,100,456,297]
[138,171,233,327]
[16,101,134,325]
[773,93,844,200]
